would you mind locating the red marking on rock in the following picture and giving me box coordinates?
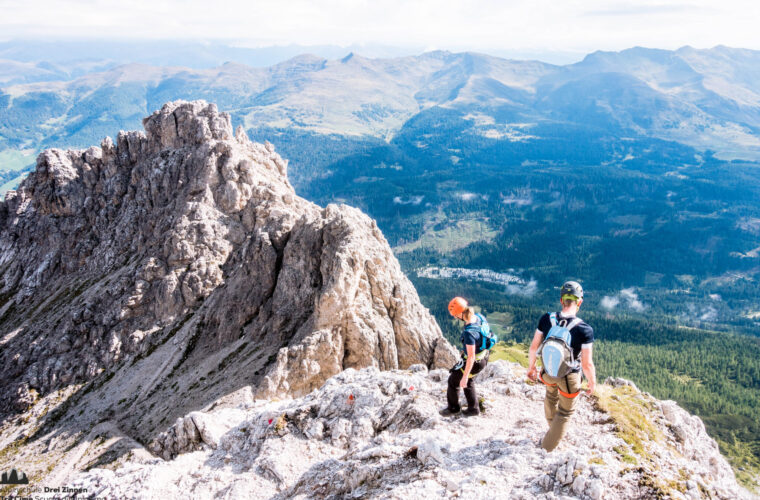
[268,419,273,425]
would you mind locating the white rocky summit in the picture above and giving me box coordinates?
[68,362,750,499]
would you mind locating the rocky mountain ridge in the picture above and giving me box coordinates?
[0,100,754,499]
[0,100,454,487]
[65,361,751,499]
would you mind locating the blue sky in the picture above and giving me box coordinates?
[1,0,759,60]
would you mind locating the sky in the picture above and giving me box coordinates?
[1,0,759,62]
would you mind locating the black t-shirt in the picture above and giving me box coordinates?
[460,315,484,353]
[537,312,594,361]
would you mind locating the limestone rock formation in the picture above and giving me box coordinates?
[67,361,751,499]
[0,101,455,481]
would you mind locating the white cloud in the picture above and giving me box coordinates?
[700,305,718,322]
[506,279,538,297]
[457,192,488,202]
[602,287,646,312]
[1,1,759,55]
[501,192,533,206]
[600,296,620,310]
[620,287,646,312]
[392,195,423,205]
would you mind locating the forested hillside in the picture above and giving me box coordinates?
[287,113,760,330]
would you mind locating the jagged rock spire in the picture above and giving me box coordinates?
[0,100,455,432]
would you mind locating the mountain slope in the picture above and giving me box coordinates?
[0,101,455,486]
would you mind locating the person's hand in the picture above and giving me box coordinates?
[586,380,596,395]
[459,377,468,389]
[527,366,538,382]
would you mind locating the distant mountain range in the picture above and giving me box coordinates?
[3,47,760,314]
[2,46,759,169]
[3,45,760,319]
[0,39,419,83]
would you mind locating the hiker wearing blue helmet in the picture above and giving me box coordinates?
[527,281,596,451]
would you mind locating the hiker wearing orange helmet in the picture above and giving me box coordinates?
[440,297,494,417]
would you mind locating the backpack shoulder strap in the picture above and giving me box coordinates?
[549,312,557,326]
[566,318,582,331]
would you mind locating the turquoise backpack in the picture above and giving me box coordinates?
[475,313,497,351]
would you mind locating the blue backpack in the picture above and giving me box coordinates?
[475,313,497,352]
[539,312,581,377]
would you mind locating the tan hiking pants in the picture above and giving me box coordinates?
[541,370,582,452]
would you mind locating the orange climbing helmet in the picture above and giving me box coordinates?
[448,297,468,319]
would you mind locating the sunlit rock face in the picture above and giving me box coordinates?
[0,100,454,446]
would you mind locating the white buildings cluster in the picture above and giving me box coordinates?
[417,266,524,286]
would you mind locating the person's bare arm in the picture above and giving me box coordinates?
[460,344,476,388]
[581,345,596,394]
[527,329,543,381]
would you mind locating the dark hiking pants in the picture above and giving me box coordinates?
[446,355,488,412]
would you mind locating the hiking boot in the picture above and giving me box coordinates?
[463,407,480,417]
[439,407,461,417]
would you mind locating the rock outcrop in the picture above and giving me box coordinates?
[65,361,751,499]
[0,101,455,481]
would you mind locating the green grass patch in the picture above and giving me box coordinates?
[671,372,702,386]
[0,149,36,195]
[613,445,638,464]
[715,434,760,491]
[595,384,663,462]
[0,173,28,193]
[485,311,514,337]
[489,341,529,367]
[0,149,36,173]
[394,218,498,254]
